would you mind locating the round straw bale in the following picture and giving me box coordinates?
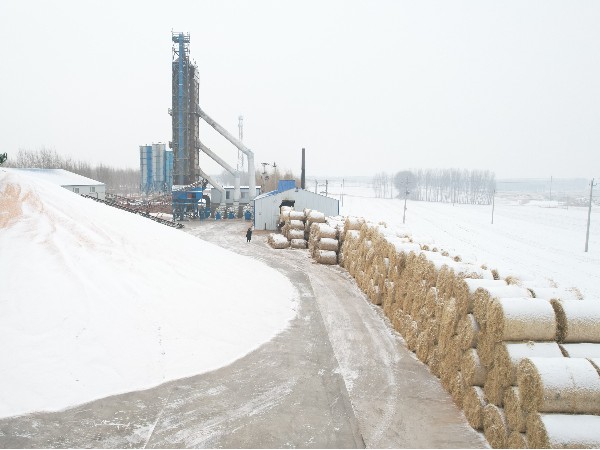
[458,313,480,350]
[483,404,509,449]
[476,329,497,368]
[307,210,326,224]
[315,250,337,265]
[507,432,528,449]
[504,386,527,433]
[456,279,508,317]
[440,335,463,375]
[438,298,459,347]
[449,370,465,408]
[344,216,365,234]
[551,299,600,343]
[279,209,291,221]
[289,210,305,221]
[527,413,600,449]
[290,239,308,249]
[494,341,563,387]
[559,343,600,358]
[462,348,487,387]
[317,237,339,252]
[464,385,486,430]
[288,229,305,240]
[484,365,506,406]
[415,328,435,363]
[518,357,600,414]
[473,285,533,328]
[289,220,304,231]
[428,345,442,377]
[405,319,419,352]
[268,233,290,249]
[487,298,557,344]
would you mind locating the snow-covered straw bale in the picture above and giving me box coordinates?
[289,210,305,221]
[527,413,600,449]
[315,250,337,265]
[494,341,563,387]
[454,279,508,318]
[317,238,339,252]
[461,348,487,387]
[532,287,583,302]
[551,299,600,343]
[288,219,305,230]
[290,239,308,249]
[344,216,365,234]
[306,210,326,225]
[458,314,480,350]
[287,229,305,240]
[559,343,600,358]
[487,298,557,343]
[504,386,526,433]
[267,233,290,249]
[483,404,509,449]
[463,386,486,430]
[518,357,600,414]
[472,285,533,328]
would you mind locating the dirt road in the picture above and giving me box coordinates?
[0,219,486,448]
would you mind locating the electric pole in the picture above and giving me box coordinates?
[491,189,496,224]
[402,176,409,224]
[585,178,596,252]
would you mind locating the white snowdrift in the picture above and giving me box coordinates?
[0,169,298,418]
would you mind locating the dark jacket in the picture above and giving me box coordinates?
[246,228,253,239]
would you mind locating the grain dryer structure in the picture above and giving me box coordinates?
[168,31,256,217]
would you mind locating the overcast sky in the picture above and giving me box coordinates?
[1,1,599,179]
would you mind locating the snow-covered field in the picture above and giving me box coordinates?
[340,186,600,302]
[0,169,298,419]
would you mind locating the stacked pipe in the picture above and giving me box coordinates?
[335,219,600,449]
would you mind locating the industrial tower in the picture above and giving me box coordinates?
[171,32,199,186]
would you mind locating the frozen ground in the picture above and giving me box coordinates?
[0,169,297,419]
[340,185,599,302]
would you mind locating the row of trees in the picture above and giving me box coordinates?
[3,148,140,194]
[373,168,496,205]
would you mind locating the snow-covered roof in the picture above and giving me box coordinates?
[2,168,104,187]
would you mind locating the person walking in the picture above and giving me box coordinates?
[246,226,253,243]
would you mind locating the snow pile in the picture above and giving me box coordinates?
[0,169,298,418]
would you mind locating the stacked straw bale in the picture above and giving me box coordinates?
[330,218,600,448]
[526,413,600,448]
[267,233,289,249]
[278,207,308,248]
[308,222,340,265]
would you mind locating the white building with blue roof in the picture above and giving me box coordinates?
[253,180,339,230]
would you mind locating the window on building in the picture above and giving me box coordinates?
[73,187,79,193]
[226,191,231,200]
[241,191,248,199]
[90,186,95,192]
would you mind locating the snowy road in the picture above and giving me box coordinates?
[0,220,485,448]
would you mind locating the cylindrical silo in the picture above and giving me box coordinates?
[140,145,153,193]
[152,143,166,189]
[165,150,174,191]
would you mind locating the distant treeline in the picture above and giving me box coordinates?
[4,148,139,195]
[373,168,496,205]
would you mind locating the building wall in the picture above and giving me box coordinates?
[66,185,106,200]
[211,187,261,205]
[254,189,339,230]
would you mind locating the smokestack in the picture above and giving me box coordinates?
[301,148,305,189]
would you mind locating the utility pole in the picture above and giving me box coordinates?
[549,175,553,201]
[315,180,318,194]
[341,179,345,207]
[585,178,596,252]
[325,180,328,197]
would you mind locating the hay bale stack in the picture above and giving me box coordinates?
[314,250,337,265]
[416,327,436,363]
[518,357,600,414]
[306,210,326,227]
[267,233,290,249]
[483,404,509,449]
[344,216,365,235]
[504,386,526,433]
[559,343,600,358]
[526,413,600,449]
[464,385,486,430]
[507,432,528,449]
[288,219,305,230]
[290,239,308,249]
[438,298,459,350]
[494,341,563,387]
[551,300,600,343]
[461,348,487,387]
[449,370,465,407]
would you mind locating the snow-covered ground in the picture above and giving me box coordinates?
[340,186,600,301]
[0,169,298,419]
